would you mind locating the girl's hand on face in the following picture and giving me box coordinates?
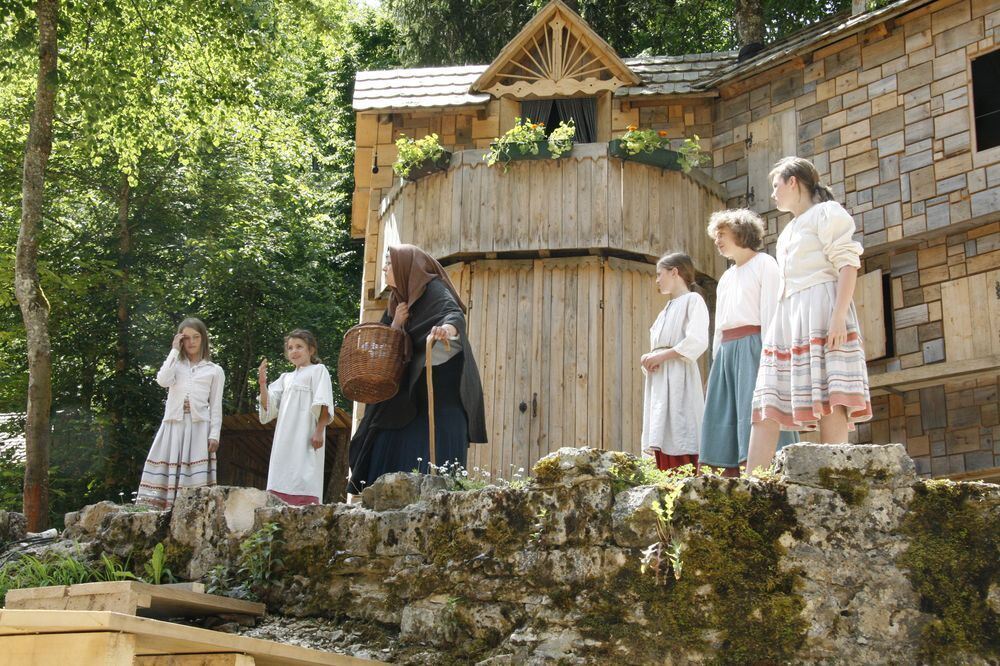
[208,439,219,453]
[311,430,324,449]
[392,302,410,329]
[172,333,186,351]
[826,316,849,351]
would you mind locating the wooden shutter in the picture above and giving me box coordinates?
[854,269,887,360]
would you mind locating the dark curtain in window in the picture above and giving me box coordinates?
[521,98,597,143]
[520,100,553,127]
[555,98,597,143]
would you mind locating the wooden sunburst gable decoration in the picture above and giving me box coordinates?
[471,0,640,98]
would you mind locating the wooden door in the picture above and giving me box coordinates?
[464,257,604,478]
[465,259,537,478]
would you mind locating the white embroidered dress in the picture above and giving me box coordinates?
[260,363,335,501]
[641,292,711,456]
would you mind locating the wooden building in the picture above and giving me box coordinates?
[352,0,1000,479]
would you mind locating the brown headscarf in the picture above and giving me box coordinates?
[387,244,466,315]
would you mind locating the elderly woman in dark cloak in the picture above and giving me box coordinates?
[348,244,487,493]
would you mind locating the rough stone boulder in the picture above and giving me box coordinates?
[0,510,27,545]
[168,486,283,579]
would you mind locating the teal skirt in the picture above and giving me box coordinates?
[700,333,798,468]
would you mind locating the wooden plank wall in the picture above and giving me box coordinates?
[378,147,721,271]
[464,256,672,477]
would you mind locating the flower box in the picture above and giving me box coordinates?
[608,139,682,171]
[402,151,452,181]
[489,141,559,163]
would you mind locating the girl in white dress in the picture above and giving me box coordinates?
[136,318,224,509]
[258,329,334,505]
[641,252,711,470]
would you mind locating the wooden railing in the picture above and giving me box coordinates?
[377,144,726,271]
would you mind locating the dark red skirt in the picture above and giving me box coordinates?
[269,490,319,506]
[653,452,699,471]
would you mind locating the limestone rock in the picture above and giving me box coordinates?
[63,501,123,540]
[361,472,452,512]
[611,486,661,547]
[168,486,281,579]
[776,442,916,489]
[0,510,27,545]
[531,447,620,486]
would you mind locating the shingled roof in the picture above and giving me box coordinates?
[354,65,492,111]
[618,53,738,97]
[352,52,737,111]
[352,0,929,112]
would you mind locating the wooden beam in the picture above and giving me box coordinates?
[944,466,1000,483]
[868,355,1000,396]
[0,610,383,666]
[136,656,257,666]
[2,631,137,666]
[4,581,264,619]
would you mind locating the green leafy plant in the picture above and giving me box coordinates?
[142,542,175,585]
[677,135,710,173]
[393,133,448,179]
[206,522,283,601]
[546,119,576,158]
[485,117,575,167]
[0,550,136,602]
[619,125,671,155]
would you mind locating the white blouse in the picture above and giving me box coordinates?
[155,349,225,440]
[775,200,863,299]
[712,252,781,358]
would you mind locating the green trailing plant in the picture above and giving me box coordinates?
[619,125,671,155]
[393,133,447,179]
[142,542,175,585]
[546,119,576,158]
[677,135,710,173]
[485,117,575,167]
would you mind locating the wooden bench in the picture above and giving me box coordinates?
[0,609,384,665]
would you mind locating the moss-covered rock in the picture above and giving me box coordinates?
[899,480,1000,662]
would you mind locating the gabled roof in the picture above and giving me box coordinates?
[470,0,640,97]
[351,52,736,111]
[351,0,933,111]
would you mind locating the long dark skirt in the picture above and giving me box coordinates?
[350,353,469,492]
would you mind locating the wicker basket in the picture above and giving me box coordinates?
[338,323,408,404]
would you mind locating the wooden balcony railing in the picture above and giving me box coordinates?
[377,143,726,270]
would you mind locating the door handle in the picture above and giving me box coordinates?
[532,393,537,417]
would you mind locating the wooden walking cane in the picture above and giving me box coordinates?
[425,335,450,475]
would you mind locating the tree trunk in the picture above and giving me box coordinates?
[16,0,59,532]
[106,172,131,489]
[734,0,765,47]
[116,173,131,378]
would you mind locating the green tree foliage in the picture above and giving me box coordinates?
[385,0,855,65]
[0,1,400,522]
